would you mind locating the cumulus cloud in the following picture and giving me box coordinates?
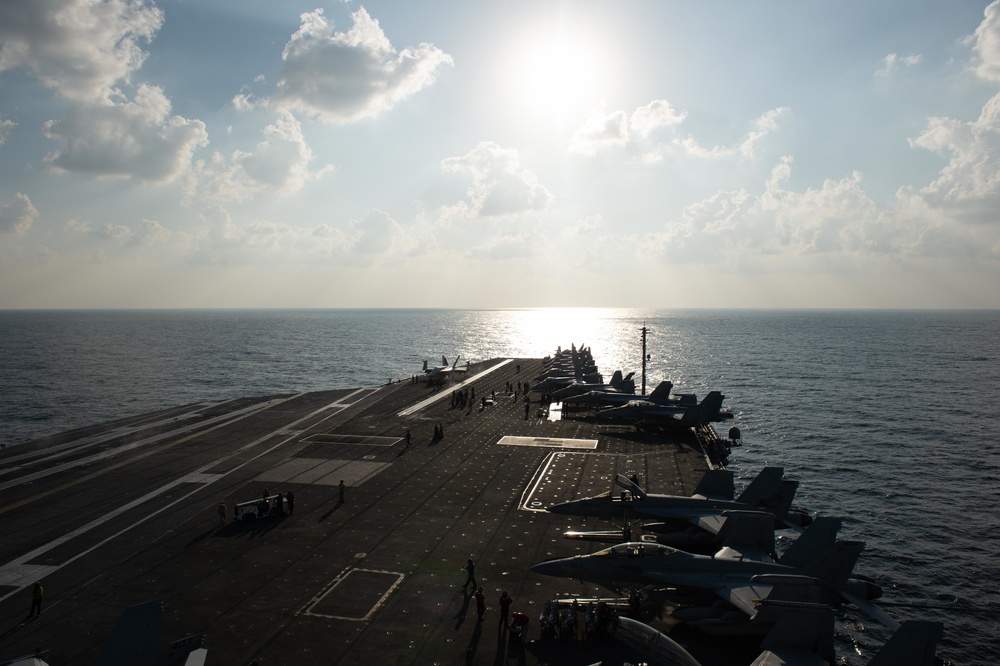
[441,141,553,218]
[0,117,15,145]
[646,157,900,266]
[271,7,453,123]
[974,1,1000,82]
[191,111,331,201]
[129,218,171,246]
[629,100,687,139]
[567,106,630,156]
[350,209,407,255]
[568,101,787,161]
[907,92,1000,220]
[876,53,922,77]
[0,0,163,102]
[41,84,208,182]
[0,193,39,235]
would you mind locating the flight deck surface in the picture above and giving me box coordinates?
[0,358,752,665]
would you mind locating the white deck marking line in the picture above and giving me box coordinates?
[0,399,244,467]
[518,449,622,512]
[0,398,288,492]
[301,567,406,621]
[397,359,514,417]
[0,389,383,603]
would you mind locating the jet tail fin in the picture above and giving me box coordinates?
[648,381,673,401]
[692,469,734,500]
[754,600,835,665]
[867,620,943,666]
[609,370,624,387]
[699,391,724,423]
[735,467,784,505]
[758,479,799,520]
[778,516,842,567]
[800,540,864,586]
[615,473,646,499]
[717,511,775,555]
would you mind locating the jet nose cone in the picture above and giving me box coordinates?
[529,559,566,577]
[545,502,573,515]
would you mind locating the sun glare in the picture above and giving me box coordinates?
[502,22,613,120]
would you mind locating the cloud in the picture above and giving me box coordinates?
[907,91,1000,221]
[271,7,453,123]
[563,214,603,237]
[974,1,1000,82]
[42,84,208,182]
[646,157,900,266]
[0,0,163,102]
[0,193,39,235]
[629,100,687,139]
[567,105,630,156]
[191,112,332,202]
[876,53,922,77]
[349,209,407,255]
[129,218,170,246]
[0,117,15,145]
[441,141,553,218]
[568,101,788,160]
[739,107,791,158]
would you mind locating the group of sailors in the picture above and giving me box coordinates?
[539,596,635,642]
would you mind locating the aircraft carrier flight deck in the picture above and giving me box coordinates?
[0,355,749,665]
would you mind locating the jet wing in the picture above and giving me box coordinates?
[720,580,773,618]
[691,513,726,534]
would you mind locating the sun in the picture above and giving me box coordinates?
[502,22,612,120]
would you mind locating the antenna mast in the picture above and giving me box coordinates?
[640,322,648,396]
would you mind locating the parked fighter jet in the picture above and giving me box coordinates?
[530,538,886,630]
[565,509,787,556]
[609,610,942,666]
[422,356,467,380]
[562,380,682,409]
[598,391,733,428]
[549,370,636,401]
[547,468,798,530]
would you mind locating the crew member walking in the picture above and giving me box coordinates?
[499,590,513,627]
[28,582,44,619]
[217,500,227,525]
[463,559,477,589]
[475,587,486,622]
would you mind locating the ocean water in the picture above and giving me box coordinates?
[1,308,997,665]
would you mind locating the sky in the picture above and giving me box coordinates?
[1,0,1000,309]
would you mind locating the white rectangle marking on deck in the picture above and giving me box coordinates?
[498,436,598,450]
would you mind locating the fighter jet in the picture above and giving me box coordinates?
[530,536,886,630]
[597,390,734,428]
[565,509,786,556]
[562,380,680,409]
[547,468,796,530]
[422,355,467,380]
[548,370,636,401]
[609,610,942,666]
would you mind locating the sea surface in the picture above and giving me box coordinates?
[1,308,997,665]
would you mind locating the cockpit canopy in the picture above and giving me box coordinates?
[592,543,685,559]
